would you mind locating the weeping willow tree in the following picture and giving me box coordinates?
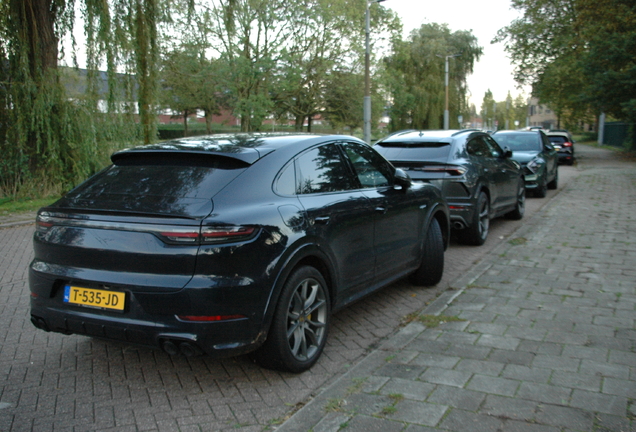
[0,0,186,197]
[384,24,482,131]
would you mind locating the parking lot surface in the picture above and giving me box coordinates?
[0,143,628,431]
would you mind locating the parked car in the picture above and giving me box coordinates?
[29,133,449,373]
[373,129,525,246]
[546,130,575,165]
[492,130,559,198]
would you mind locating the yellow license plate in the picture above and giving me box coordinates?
[64,285,126,311]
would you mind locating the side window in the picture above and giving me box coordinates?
[542,134,554,150]
[484,135,503,157]
[294,144,356,194]
[342,142,392,188]
[466,137,490,157]
[274,162,296,195]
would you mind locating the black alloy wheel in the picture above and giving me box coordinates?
[534,176,548,198]
[506,179,526,220]
[459,191,489,246]
[251,266,330,373]
[548,168,558,190]
[409,218,444,286]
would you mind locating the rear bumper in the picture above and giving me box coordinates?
[447,200,474,230]
[557,151,574,163]
[29,265,268,358]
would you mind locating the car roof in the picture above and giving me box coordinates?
[112,133,360,165]
[493,129,544,136]
[546,131,571,137]
[376,129,484,144]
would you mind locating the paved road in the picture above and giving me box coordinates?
[0,147,592,431]
[278,143,636,432]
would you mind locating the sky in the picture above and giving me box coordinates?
[383,0,529,107]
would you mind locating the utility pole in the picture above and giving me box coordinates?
[437,53,461,130]
[364,0,386,144]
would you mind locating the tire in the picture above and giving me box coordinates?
[534,177,547,198]
[251,266,330,373]
[506,179,526,220]
[547,167,558,190]
[409,218,444,286]
[458,191,489,246]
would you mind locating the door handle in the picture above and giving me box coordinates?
[314,216,330,225]
[375,207,387,214]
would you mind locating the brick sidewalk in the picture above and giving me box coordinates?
[277,145,636,431]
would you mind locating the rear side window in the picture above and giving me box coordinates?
[62,155,248,218]
[294,144,357,194]
[466,137,491,157]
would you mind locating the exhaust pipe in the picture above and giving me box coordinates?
[453,221,465,230]
[30,316,50,332]
[179,342,203,357]
[162,340,180,356]
[161,339,203,357]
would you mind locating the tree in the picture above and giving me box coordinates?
[197,0,293,131]
[0,0,185,196]
[481,90,495,130]
[495,0,636,130]
[323,69,365,132]
[384,24,482,131]
[161,46,225,135]
[577,0,636,125]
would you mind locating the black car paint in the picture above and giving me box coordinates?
[492,130,559,195]
[29,133,449,366]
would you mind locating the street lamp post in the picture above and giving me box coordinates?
[438,53,461,130]
[364,0,385,144]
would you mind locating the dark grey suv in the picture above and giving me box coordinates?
[374,129,525,246]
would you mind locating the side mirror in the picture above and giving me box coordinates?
[394,168,412,190]
[503,147,513,158]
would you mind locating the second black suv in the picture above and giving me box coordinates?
[492,130,559,197]
[374,129,525,246]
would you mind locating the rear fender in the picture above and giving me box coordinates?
[259,242,337,336]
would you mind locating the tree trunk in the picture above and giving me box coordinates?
[183,110,189,137]
[205,111,213,134]
[294,115,303,131]
[20,0,59,76]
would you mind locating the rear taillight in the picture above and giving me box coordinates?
[158,226,256,245]
[158,229,201,243]
[36,212,54,233]
[562,141,573,147]
[201,226,256,243]
[411,165,466,176]
[35,211,256,246]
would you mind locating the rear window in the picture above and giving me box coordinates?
[493,134,540,151]
[548,136,567,144]
[374,141,451,163]
[60,155,248,218]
